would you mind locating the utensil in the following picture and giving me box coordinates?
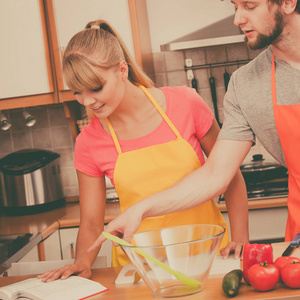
[240,154,288,184]
[209,76,222,128]
[192,78,198,93]
[102,231,202,288]
[282,233,300,256]
[223,70,230,91]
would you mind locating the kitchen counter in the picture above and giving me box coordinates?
[1,242,300,299]
[0,197,287,275]
[0,199,120,274]
[0,197,288,238]
[0,198,120,239]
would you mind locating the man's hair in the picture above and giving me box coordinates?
[270,0,300,13]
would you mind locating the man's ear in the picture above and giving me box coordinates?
[282,0,298,14]
[119,60,128,80]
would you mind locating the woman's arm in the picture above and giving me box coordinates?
[198,120,249,259]
[38,171,106,281]
[220,170,249,258]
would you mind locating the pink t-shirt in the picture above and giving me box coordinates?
[74,86,214,186]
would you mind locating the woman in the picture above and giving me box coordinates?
[39,19,248,282]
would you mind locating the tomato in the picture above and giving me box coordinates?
[281,261,300,288]
[248,262,279,292]
[274,257,300,279]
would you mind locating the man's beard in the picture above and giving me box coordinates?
[246,10,285,50]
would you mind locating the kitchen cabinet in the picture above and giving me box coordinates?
[221,206,288,242]
[52,0,134,90]
[0,0,148,110]
[0,0,55,108]
[59,227,112,267]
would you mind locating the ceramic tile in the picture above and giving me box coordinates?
[198,88,214,111]
[11,131,33,151]
[184,48,206,66]
[194,69,209,90]
[164,51,185,71]
[167,70,187,86]
[51,126,73,147]
[48,105,69,127]
[63,186,79,197]
[28,107,49,129]
[205,45,227,64]
[0,131,13,154]
[9,109,28,132]
[32,128,52,149]
[55,147,75,168]
[226,43,249,61]
[60,167,78,188]
[152,52,166,73]
[154,72,168,87]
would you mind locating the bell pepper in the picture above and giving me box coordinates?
[243,243,273,283]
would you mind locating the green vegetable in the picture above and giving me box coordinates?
[222,269,243,298]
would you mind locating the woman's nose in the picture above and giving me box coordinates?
[83,95,96,107]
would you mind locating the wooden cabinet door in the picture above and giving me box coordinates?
[51,0,135,102]
[0,0,55,107]
[59,227,112,267]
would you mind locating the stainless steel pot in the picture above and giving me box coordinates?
[0,149,65,215]
[240,154,288,184]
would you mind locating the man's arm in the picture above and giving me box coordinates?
[88,139,252,251]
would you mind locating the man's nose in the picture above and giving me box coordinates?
[233,8,246,28]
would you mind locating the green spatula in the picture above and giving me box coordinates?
[102,231,202,288]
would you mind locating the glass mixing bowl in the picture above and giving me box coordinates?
[121,224,225,298]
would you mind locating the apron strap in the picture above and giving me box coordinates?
[106,85,183,154]
[271,52,277,106]
[106,118,122,154]
[139,85,182,138]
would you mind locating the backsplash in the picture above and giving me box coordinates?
[0,42,276,200]
[148,42,276,165]
[0,104,78,197]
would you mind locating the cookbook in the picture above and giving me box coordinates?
[0,276,108,300]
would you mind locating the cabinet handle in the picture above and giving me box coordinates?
[70,243,75,259]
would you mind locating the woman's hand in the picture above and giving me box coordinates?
[37,262,91,282]
[219,241,244,259]
[88,208,143,252]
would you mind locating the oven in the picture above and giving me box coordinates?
[219,154,288,202]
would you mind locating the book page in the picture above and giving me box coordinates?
[0,277,108,300]
[0,278,38,300]
[19,277,108,300]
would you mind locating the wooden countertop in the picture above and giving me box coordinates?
[0,197,287,240]
[1,242,300,299]
[0,199,120,240]
[217,196,288,212]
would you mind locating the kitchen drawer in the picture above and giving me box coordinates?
[59,227,112,267]
[221,206,288,242]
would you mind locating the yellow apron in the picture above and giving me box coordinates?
[106,86,229,266]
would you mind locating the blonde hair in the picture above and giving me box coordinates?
[62,19,154,118]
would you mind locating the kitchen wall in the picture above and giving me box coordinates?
[148,41,277,165]
[0,105,78,197]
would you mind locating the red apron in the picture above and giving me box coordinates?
[271,53,300,240]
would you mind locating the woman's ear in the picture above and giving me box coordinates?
[119,60,128,81]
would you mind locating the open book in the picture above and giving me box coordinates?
[0,276,108,300]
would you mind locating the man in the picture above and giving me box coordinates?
[89,0,300,257]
